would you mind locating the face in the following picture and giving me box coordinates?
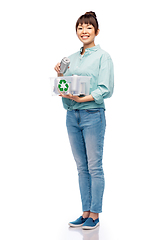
[76,23,99,47]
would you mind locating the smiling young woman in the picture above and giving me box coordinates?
[54,11,114,230]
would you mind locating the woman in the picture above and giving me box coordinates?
[54,11,114,230]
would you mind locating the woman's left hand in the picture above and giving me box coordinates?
[58,89,94,103]
[59,93,82,102]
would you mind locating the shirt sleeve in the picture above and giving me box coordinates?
[91,56,114,104]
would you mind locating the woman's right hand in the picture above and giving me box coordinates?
[54,62,61,73]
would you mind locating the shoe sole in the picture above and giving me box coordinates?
[82,222,100,230]
[69,223,84,227]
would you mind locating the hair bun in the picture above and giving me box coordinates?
[85,11,97,19]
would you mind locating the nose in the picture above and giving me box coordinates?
[82,27,86,34]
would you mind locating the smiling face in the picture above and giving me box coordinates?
[76,23,99,49]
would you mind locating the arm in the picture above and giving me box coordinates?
[91,57,114,104]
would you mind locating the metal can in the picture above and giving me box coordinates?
[60,57,70,74]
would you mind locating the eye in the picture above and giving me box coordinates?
[87,25,93,29]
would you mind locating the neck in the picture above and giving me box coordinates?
[81,42,95,55]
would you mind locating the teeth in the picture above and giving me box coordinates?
[82,36,89,39]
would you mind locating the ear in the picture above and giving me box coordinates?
[96,29,100,36]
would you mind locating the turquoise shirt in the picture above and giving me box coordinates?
[62,44,114,110]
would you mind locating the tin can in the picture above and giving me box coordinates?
[60,57,70,74]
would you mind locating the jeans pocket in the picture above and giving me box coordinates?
[85,108,100,114]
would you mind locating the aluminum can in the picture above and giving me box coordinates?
[60,57,70,74]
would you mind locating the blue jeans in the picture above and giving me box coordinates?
[66,108,106,213]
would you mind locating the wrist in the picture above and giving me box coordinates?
[58,73,63,77]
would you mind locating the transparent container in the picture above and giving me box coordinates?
[50,75,91,96]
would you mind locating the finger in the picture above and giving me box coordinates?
[54,63,61,72]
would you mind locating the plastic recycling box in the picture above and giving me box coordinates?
[50,75,91,96]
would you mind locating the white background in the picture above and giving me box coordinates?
[0,0,163,240]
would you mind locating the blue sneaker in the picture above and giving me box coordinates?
[69,216,88,227]
[82,218,100,230]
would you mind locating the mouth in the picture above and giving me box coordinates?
[81,35,89,40]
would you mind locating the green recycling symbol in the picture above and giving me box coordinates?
[58,79,69,92]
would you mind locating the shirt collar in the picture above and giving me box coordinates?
[80,44,100,54]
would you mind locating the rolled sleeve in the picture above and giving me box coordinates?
[91,57,114,104]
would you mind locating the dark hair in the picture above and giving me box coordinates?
[76,11,99,34]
